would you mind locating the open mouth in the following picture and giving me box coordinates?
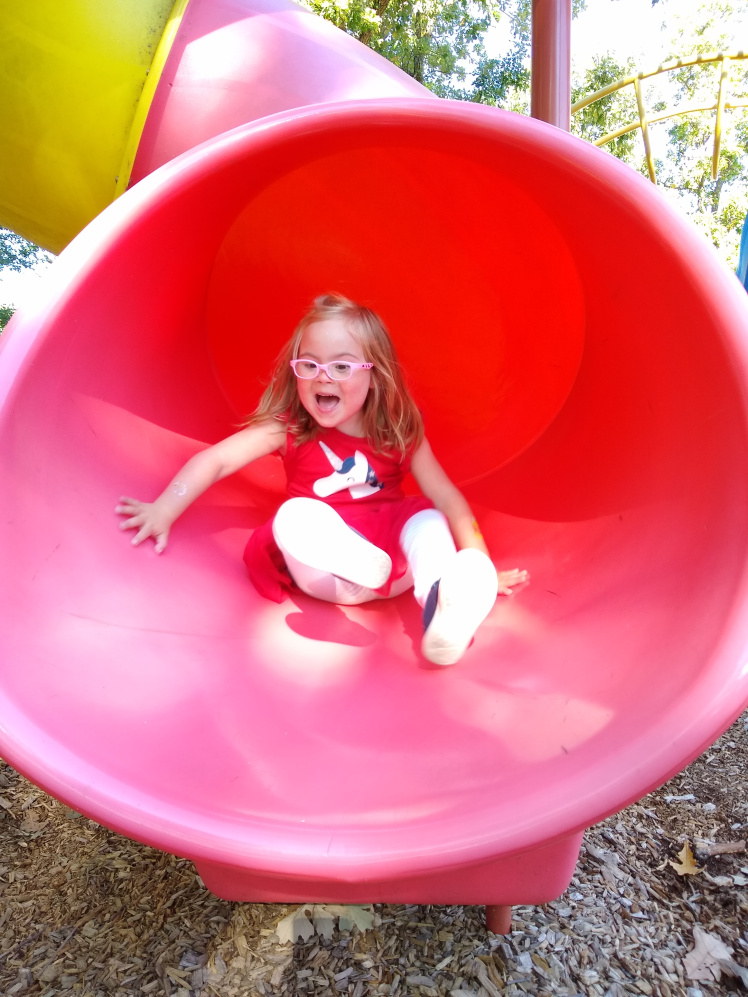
[316,393,340,413]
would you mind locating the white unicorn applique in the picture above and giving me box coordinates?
[312,440,385,500]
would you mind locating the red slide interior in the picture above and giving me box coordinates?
[1,99,748,903]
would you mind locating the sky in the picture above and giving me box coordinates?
[0,259,53,310]
[571,0,696,69]
[2,0,747,309]
[487,0,668,65]
[487,0,747,73]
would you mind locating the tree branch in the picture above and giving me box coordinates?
[358,0,392,48]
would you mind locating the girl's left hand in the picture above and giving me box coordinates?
[497,568,530,595]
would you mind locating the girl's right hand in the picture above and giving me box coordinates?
[116,496,172,553]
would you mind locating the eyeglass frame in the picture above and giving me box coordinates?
[289,359,375,381]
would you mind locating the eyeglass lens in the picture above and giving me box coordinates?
[295,361,353,380]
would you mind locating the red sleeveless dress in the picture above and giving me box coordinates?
[243,427,433,602]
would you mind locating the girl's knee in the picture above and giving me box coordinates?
[403,507,450,530]
[400,507,455,552]
[275,496,324,519]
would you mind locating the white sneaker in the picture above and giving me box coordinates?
[421,548,498,666]
[273,498,392,590]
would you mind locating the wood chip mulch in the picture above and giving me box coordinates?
[1,711,747,997]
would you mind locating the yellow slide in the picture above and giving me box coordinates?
[0,0,183,253]
[0,0,427,254]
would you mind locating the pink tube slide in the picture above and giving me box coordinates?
[2,1,748,917]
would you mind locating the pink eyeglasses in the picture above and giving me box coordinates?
[290,359,374,381]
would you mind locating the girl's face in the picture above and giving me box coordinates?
[295,317,372,437]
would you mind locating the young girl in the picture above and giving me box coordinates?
[116,293,528,665]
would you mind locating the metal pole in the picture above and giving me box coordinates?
[531,0,572,130]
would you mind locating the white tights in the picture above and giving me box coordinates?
[274,504,456,607]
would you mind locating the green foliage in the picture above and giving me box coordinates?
[571,54,638,160]
[427,50,529,103]
[301,0,585,107]
[736,119,748,156]
[652,1,748,264]
[301,0,501,87]
[0,228,50,273]
[462,0,583,106]
[0,231,51,333]
[0,230,51,334]
[570,0,748,267]
[495,0,586,61]
[469,51,529,105]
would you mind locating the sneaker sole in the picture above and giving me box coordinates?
[273,498,392,590]
[421,549,498,666]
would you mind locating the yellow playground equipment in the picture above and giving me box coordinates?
[572,50,748,184]
[0,0,187,253]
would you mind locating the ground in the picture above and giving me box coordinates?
[1,712,747,997]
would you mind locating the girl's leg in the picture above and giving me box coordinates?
[272,497,392,605]
[400,509,498,666]
[399,509,457,606]
[278,548,381,605]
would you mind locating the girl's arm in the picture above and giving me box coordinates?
[116,420,286,552]
[409,439,528,593]
[409,438,489,553]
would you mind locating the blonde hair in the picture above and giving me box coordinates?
[247,293,424,456]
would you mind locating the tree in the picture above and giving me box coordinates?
[302,0,501,89]
[0,229,52,334]
[570,0,748,267]
[466,50,529,105]
[654,2,748,263]
[0,228,50,273]
[300,0,585,104]
[571,54,638,160]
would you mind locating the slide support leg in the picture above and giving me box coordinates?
[485,904,512,934]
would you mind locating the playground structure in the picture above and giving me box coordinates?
[2,0,748,936]
[0,0,430,254]
[571,50,748,184]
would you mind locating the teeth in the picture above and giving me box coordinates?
[316,393,339,411]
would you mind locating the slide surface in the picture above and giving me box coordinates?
[2,2,748,905]
[0,0,748,904]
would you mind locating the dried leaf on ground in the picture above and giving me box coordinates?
[684,926,733,981]
[335,904,377,933]
[669,840,702,876]
[276,905,315,944]
[719,957,748,987]
[275,904,376,944]
[1,710,747,997]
